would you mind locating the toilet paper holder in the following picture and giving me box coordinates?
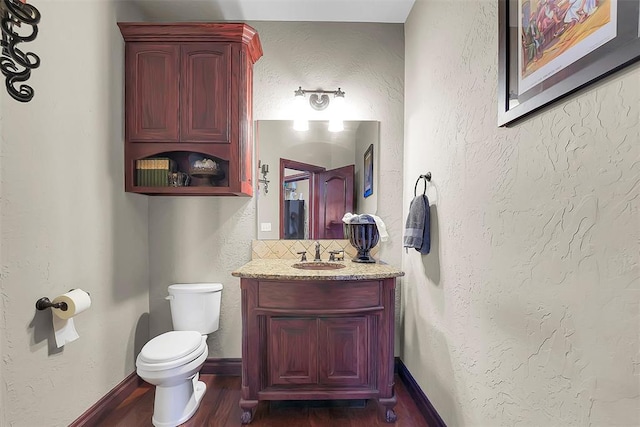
[35,289,90,311]
[35,297,68,311]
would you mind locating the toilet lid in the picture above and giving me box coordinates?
[139,331,203,364]
[168,283,223,293]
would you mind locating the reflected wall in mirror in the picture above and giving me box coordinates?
[257,120,379,240]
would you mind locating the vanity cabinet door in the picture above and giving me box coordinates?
[268,317,318,386]
[318,317,370,387]
[125,44,180,142]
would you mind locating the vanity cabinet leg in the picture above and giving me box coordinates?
[239,399,258,424]
[378,393,398,423]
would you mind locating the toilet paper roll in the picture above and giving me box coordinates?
[51,289,91,348]
[52,289,91,320]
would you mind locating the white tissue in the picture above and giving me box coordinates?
[52,316,80,348]
[342,213,389,242]
[370,215,389,242]
[51,289,91,348]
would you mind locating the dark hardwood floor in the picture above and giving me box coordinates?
[96,374,430,427]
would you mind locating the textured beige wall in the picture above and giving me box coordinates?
[0,1,149,425]
[252,23,404,272]
[403,0,639,425]
[148,22,405,356]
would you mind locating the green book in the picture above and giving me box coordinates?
[135,158,175,186]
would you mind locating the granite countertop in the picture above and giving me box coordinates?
[232,258,405,281]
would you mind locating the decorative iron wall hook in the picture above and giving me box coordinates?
[0,0,41,102]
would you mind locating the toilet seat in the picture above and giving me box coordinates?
[137,331,206,372]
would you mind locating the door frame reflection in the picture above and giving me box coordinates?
[279,158,325,239]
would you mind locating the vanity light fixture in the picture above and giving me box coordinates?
[0,0,41,102]
[292,86,346,132]
[257,161,270,194]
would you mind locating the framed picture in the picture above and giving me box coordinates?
[498,0,640,126]
[363,144,374,198]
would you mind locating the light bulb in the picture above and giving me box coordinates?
[332,93,345,110]
[328,93,345,132]
[293,93,309,131]
[293,118,309,131]
[328,118,343,132]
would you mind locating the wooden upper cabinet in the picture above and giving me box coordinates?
[126,44,180,142]
[118,23,263,196]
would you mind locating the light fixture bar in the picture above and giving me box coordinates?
[296,87,345,96]
[292,86,346,132]
[294,86,345,111]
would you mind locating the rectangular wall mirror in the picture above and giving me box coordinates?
[256,120,380,240]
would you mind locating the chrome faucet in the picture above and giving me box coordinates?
[329,250,344,262]
[314,241,322,261]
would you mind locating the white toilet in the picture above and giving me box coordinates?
[136,283,223,427]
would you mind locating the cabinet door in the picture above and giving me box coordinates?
[180,44,231,143]
[318,317,369,387]
[268,317,318,386]
[126,44,180,142]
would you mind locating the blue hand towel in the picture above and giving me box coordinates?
[403,194,430,254]
[419,195,431,254]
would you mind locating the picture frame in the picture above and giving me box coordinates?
[498,0,640,126]
[363,144,374,198]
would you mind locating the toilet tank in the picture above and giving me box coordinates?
[167,283,223,334]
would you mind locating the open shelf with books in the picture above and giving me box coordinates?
[127,149,235,196]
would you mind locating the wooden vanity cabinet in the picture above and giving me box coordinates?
[239,278,398,424]
[118,23,262,196]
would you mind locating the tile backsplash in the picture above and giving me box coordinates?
[252,239,379,261]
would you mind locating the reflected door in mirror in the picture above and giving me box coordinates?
[314,165,354,239]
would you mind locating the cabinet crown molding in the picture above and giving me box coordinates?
[117,22,263,63]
